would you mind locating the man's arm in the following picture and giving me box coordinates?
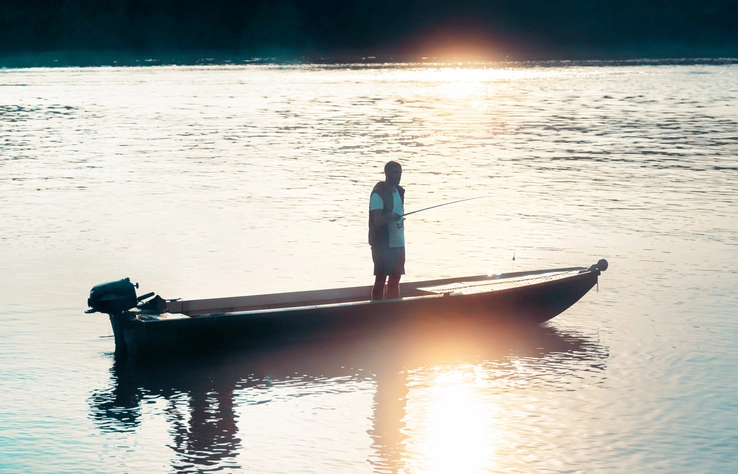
[371,209,400,226]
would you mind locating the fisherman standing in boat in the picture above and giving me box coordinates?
[369,161,405,300]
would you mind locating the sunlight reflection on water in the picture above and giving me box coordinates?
[407,366,501,473]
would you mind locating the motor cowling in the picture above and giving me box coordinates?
[87,278,138,314]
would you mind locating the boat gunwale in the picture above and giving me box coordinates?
[154,266,589,320]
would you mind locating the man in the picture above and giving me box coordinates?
[368,161,405,300]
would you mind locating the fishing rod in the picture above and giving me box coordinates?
[397,196,488,227]
[402,196,488,218]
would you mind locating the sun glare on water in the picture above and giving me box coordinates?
[406,366,502,473]
[407,66,568,101]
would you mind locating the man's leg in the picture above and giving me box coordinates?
[386,274,401,299]
[372,275,387,300]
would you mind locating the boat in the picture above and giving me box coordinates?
[85,259,608,358]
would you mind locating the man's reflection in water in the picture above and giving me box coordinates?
[89,322,607,472]
[368,367,410,472]
[363,322,608,472]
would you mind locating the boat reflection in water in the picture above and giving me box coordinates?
[89,320,608,472]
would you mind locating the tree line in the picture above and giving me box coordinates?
[1,0,736,62]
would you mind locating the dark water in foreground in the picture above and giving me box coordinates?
[1,63,737,472]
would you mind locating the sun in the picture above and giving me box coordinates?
[405,25,505,63]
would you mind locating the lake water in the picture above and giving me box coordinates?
[1,62,737,473]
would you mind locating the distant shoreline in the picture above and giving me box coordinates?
[2,51,737,69]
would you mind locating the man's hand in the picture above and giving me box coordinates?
[371,209,401,226]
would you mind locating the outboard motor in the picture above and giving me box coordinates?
[86,278,139,315]
[86,277,158,358]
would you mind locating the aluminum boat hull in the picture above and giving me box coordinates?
[92,261,607,359]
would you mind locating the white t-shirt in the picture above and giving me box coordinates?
[369,189,405,247]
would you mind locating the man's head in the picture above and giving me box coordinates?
[384,161,402,188]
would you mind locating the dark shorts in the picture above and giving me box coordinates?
[372,246,406,276]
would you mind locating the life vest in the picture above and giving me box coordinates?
[368,181,405,247]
